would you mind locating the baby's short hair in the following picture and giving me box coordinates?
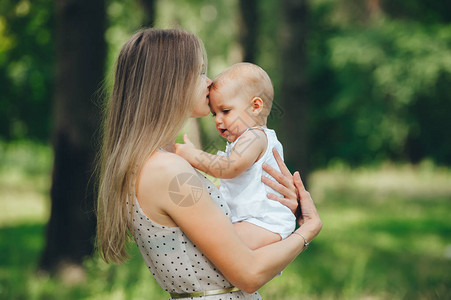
[212,63,274,117]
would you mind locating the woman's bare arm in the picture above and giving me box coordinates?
[139,152,322,293]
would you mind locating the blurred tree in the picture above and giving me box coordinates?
[382,0,451,23]
[238,0,258,63]
[1,0,450,184]
[39,0,105,272]
[0,0,54,141]
[307,0,451,167]
[279,0,310,177]
[139,0,156,27]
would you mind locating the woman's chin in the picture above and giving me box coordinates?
[190,107,210,118]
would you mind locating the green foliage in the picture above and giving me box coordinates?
[0,0,54,141]
[105,0,151,70]
[1,142,450,299]
[307,0,451,166]
[0,140,51,227]
[156,0,239,77]
[1,0,450,166]
[102,0,243,146]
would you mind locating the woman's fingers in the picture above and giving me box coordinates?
[294,172,312,208]
[293,171,322,238]
[265,149,298,197]
[262,163,291,190]
[261,175,296,201]
[272,148,292,177]
[261,150,300,217]
[267,193,298,215]
[293,171,306,192]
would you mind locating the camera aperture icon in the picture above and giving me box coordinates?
[168,173,204,207]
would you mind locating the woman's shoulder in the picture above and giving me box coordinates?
[134,151,197,225]
[141,151,195,183]
[136,151,199,214]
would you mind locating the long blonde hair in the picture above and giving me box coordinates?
[97,28,206,264]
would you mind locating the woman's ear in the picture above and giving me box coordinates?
[251,97,263,115]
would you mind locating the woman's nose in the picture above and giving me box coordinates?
[206,77,212,88]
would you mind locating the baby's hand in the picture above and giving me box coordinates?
[175,134,198,161]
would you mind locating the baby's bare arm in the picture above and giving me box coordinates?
[233,221,281,250]
[176,130,267,179]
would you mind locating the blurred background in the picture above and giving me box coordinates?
[0,0,450,299]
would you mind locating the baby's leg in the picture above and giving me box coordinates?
[233,221,281,250]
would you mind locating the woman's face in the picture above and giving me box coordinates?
[191,69,212,118]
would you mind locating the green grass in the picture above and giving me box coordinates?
[0,141,450,299]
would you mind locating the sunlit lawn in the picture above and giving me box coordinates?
[0,141,450,299]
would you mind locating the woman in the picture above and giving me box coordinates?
[97,28,322,299]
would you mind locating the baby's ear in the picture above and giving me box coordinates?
[251,97,263,114]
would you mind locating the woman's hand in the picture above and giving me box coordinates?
[261,148,322,241]
[293,171,322,241]
[261,148,299,215]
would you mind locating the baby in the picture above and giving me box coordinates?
[175,62,295,249]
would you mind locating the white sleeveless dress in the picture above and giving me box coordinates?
[131,171,262,300]
[217,127,296,239]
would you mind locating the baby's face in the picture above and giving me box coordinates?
[209,83,259,142]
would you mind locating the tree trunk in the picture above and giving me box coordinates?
[139,0,156,27]
[279,0,310,180]
[39,0,105,272]
[238,0,258,63]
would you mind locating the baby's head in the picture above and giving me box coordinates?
[209,63,274,142]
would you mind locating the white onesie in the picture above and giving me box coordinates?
[217,127,296,239]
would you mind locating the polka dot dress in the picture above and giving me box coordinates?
[132,171,262,300]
